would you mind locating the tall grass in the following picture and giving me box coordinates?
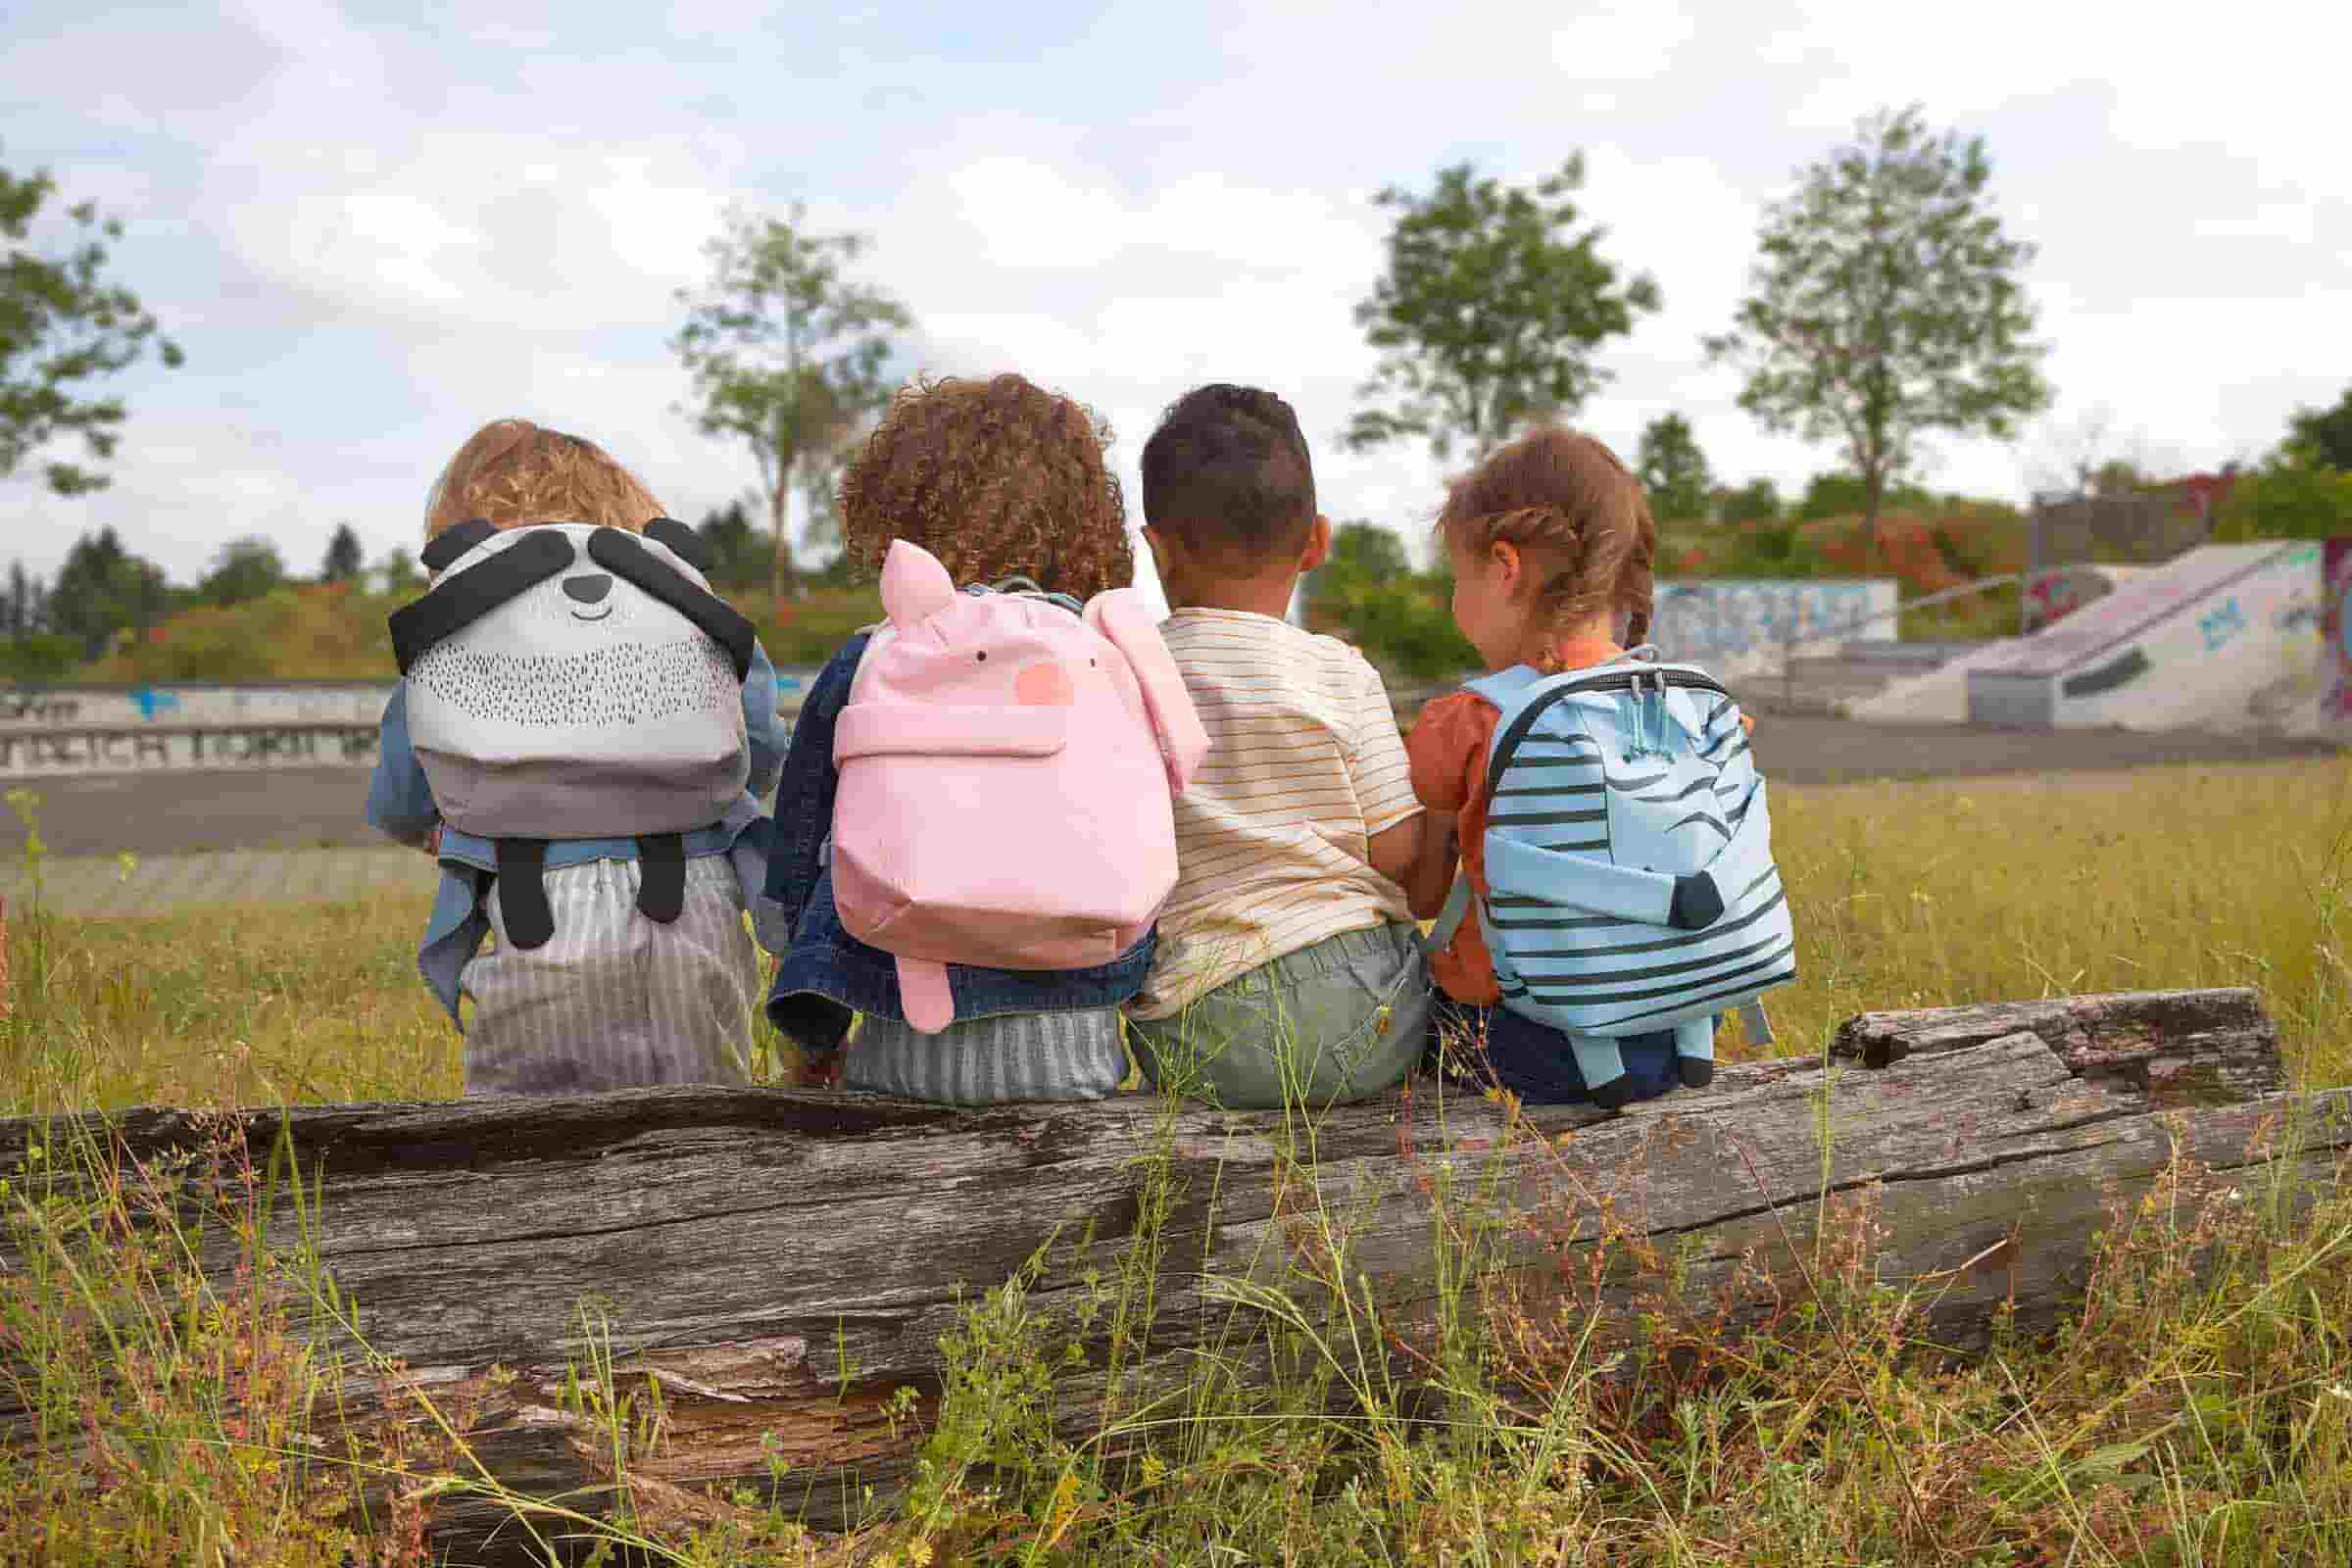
[0,758,2346,1562]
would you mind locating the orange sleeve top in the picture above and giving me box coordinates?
[1404,691,1506,1004]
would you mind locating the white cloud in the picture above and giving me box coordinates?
[0,0,2344,605]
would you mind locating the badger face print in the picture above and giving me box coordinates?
[389,520,758,839]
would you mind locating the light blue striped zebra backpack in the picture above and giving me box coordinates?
[1424,648,1794,1107]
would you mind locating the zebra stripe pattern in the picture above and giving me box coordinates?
[1475,665,1796,1038]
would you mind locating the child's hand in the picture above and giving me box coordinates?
[422,824,442,856]
[1740,713,1756,737]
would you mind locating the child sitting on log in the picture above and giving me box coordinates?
[762,373,1205,1102]
[1401,427,1779,1108]
[1123,384,1434,1108]
[366,419,786,1096]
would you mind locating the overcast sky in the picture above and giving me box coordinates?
[3,0,2344,611]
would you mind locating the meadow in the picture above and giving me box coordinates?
[2,759,2349,1563]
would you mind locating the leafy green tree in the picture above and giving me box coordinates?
[372,547,421,598]
[319,522,364,584]
[2284,385,2352,472]
[2,153,183,495]
[694,498,768,592]
[1704,106,2052,531]
[1718,478,1782,525]
[1636,414,1713,521]
[197,536,285,608]
[673,206,912,600]
[1346,157,1661,463]
[47,526,165,658]
[1325,520,1413,584]
[4,560,38,637]
[1792,470,1938,521]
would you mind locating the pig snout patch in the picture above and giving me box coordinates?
[1013,660,1077,708]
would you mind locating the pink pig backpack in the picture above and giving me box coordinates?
[831,539,1209,1033]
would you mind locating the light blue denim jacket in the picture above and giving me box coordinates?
[365,642,789,1024]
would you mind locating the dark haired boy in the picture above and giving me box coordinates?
[1126,384,1432,1109]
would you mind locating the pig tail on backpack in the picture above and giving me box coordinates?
[1435,426,1657,647]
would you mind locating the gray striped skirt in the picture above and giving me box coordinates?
[462,854,760,1098]
[845,1007,1130,1104]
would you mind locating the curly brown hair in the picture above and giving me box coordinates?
[837,373,1132,600]
[1436,425,1658,645]
[424,419,663,540]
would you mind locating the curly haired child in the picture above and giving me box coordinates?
[762,373,1158,1102]
[1400,426,1753,1109]
[365,418,785,1096]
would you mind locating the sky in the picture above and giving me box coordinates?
[3,0,2345,613]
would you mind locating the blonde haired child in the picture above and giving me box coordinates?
[367,418,785,1096]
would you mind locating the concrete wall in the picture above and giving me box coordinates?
[1646,579,1898,681]
[0,674,819,778]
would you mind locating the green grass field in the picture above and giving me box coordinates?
[2,760,2349,1564]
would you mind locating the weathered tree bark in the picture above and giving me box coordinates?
[0,989,2341,1561]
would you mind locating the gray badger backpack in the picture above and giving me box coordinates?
[387,517,756,953]
[1425,648,1794,1105]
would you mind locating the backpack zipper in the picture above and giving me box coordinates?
[1486,668,1733,795]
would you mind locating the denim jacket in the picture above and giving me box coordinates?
[762,624,1153,1058]
[366,641,788,1024]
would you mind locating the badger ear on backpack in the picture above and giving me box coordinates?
[420,517,499,575]
[880,540,956,630]
[643,517,711,576]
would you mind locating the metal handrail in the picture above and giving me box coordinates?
[1775,571,2036,710]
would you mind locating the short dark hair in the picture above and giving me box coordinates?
[1139,384,1317,564]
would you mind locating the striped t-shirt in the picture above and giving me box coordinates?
[1130,609,1422,1020]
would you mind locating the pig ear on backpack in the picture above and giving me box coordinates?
[880,540,956,631]
[420,517,498,574]
[642,516,711,575]
[1084,588,1210,793]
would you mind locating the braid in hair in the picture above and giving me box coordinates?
[1436,427,1657,648]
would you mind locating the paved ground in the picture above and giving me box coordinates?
[0,719,2337,917]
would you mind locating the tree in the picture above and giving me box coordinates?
[1,152,184,495]
[1718,478,1782,525]
[48,526,165,658]
[197,536,285,608]
[2284,385,2352,472]
[1703,106,2052,532]
[373,547,421,598]
[1636,414,1713,521]
[1792,470,1940,522]
[1345,157,1661,464]
[672,206,912,601]
[319,522,364,584]
[3,560,38,638]
[694,498,767,592]
[1324,520,1413,585]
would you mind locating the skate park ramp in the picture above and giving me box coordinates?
[1854,541,2328,734]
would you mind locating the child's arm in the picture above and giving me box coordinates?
[1397,815,1458,921]
[1343,660,1426,894]
[1400,693,1485,920]
[364,681,440,852]
[741,639,786,802]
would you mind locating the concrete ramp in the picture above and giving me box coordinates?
[1959,542,2326,732]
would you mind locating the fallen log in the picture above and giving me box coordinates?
[0,987,2343,1561]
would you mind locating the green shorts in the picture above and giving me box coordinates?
[1129,922,1433,1110]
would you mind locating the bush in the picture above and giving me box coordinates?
[0,635,82,682]
[2210,462,2352,543]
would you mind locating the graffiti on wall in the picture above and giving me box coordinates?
[2322,540,2352,724]
[1646,579,1896,673]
